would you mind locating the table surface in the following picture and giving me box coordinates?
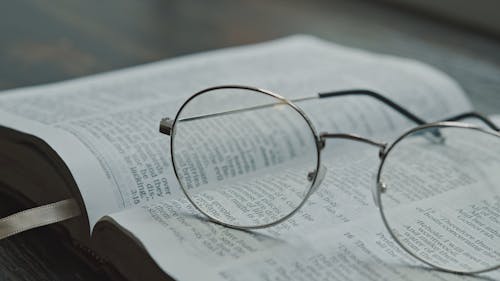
[1,0,499,280]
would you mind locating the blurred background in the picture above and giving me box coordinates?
[1,0,500,112]
[0,0,499,280]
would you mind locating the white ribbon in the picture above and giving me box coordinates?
[0,199,80,240]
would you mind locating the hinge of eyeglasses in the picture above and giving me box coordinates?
[159,118,174,136]
[378,143,388,159]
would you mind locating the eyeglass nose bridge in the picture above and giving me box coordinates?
[319,132,388,207]
[319,132,387,158]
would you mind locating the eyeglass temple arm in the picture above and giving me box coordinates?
[160,88,499,135]
[161,89,431,136]
[318,89,428,125]
[319,89,499,131]
[440,111,500,131]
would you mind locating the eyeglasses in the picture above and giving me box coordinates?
[159,85,500,274]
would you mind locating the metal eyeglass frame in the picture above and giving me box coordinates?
[159,85,500,274]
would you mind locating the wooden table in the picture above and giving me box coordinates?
[1,0,499,280]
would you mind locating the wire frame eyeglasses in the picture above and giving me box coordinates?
[159,85,500,274]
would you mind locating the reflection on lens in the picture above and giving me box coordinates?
[379,125,500,273]
[171,87,320,228]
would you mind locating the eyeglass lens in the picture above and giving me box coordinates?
[171,87,320,228]
[379,126,500,273]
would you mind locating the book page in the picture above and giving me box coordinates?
[0,35,472,227]
[106,151,500,280]
[106,122,500,279]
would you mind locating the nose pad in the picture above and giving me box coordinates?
[307,164,327,195]
[416,128,445,144]
[372,181,387,208]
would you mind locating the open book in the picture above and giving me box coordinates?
[0,35,498,281]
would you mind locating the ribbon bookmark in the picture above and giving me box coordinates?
[0,199,81,240]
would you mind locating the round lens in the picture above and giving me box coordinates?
[378,125,500,273]
[171,86,320,228]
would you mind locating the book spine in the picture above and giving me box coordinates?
[73,241,107,264]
